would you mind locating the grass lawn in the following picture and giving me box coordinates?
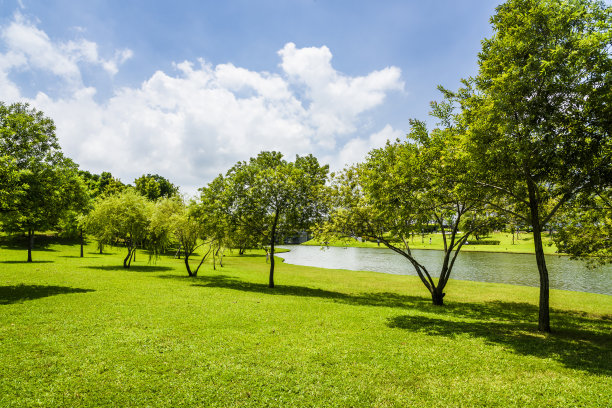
[305,231,560,255]
[1,237,610,407]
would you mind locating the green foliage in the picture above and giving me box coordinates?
[460,0,612,331]
[555,189,612,265]
[0,102,88,261]
[78,170,126,199]
[134,173,179,201]
[320,96,498,305]
[203,151,329,287]
[82,188,153,268]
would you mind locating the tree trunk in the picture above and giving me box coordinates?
[431,289,445,305]
[269,209,280,288]
[527,179,551,333]
[27,229,34,262]
[80,227,84,258]
[123,246,134,268]
[184,255,193,277]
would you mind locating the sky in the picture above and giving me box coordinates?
[0,0,503,195]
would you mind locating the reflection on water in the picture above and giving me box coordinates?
[277,245,612,295]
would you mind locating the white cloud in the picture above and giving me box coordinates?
[1,14,404,196]
[0,12,132,89]
[329,124,404,171]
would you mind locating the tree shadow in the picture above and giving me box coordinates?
[0,284,94,305]
[159,273,611,376]
[0,260,54,264]
[88,265,174,272]
[387,313,611,376]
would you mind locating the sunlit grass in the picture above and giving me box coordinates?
[0,237,610,407]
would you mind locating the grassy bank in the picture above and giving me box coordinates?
[305,231,559,255]
[1,239,610,407]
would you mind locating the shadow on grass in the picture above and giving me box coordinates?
[160,273,612,376]
[387,313,612,376]
[89,265,174,272]
[0,284,94,305]
[0,260,54,264]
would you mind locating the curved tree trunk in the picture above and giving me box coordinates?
[527,178,551,333]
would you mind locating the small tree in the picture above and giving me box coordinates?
[321,106,495,305]
[83,189,153,268]
[212,151,329,288]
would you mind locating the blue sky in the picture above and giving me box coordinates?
[1,0,501,194]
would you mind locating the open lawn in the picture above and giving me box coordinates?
[305,231,560,255]
[1,238,610,407]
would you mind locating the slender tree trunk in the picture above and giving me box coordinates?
[184,255,193,277]
[27,229,34,262]
[269,209,280,288]
[80,227,84,258]
[123,246,134,268]
[527,179,551,333]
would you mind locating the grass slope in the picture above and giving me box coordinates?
[1,239,610,407]
[305,231,560,254]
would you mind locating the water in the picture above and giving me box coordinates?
[277,245,612,295]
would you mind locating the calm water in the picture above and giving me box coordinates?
[277,245,612,295]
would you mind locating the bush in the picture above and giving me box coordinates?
[465,240,500,245]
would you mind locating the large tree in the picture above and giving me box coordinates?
[320,104,497,305]
[0,102,87,262]
[212,151,329,288]
[461,0,612,331]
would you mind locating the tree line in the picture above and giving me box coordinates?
[1,0,611,333]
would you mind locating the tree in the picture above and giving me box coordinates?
[320,104,496,305]
[0,102,87,262]
[554,188,612,265]
[216,151,329,288]
[134,174,179,201]
[460,0,612,331]
[83,189,153,268]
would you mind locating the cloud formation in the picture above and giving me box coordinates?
[1,13,404,194]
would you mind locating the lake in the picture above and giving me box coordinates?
[277,245,612,295]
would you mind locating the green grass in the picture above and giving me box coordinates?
[306,231,560,255]
[1,238,611,407]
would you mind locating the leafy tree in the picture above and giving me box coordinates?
[83,189,153,268]
[134,174,179,201]
[0,102,87,262]
[554,189,612,265]
[216,151,329,288]
[320,105,496,305]
[460,0,612,331]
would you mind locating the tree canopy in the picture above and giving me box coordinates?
[0,102,88,261]
[460,0,612,331]
[206,151,329,288]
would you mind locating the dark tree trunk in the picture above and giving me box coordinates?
[27,229,34,262]
[269,209,280,288]
[431,289,445,305]
[184,256,193,277]
[123,246,134,268]
[80,227,84,258]
[527,178,551,333]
